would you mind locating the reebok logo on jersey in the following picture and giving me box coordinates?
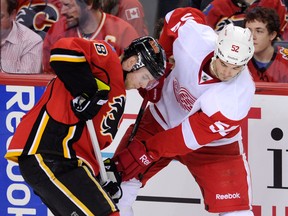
[216,193,241,200]
[139,155,152,166]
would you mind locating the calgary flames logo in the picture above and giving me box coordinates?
[101,96,126,139]
[280,47,288,60]
[17,2,60,39]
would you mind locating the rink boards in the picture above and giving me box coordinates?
[0,73,287,216]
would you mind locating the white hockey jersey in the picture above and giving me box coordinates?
[146,8,255,159]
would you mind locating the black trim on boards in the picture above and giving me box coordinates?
[136,196,201,204]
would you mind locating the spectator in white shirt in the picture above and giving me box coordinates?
[1,0,43,74]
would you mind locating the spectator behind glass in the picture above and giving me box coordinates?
[282,0,288,40]
[203,0,288,39]
[16,0,62,40]
[244,6,288,82]
[102,0,149,36]
[1,0,43,73]
[43,0,139,74]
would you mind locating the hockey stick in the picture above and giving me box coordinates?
[86,95,148,194]
[87,119,122,200]
[128,94,149,144]
[86,120,108,184]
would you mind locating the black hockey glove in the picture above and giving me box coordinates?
[102,158,122,203]
[231,0,249,10]
[71,90,109,121]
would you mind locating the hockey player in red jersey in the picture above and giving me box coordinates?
[5,36,166,216]
[109,7,256,216]
[101,0,149,37]
[42,0,139,73]
[244,6,288,82]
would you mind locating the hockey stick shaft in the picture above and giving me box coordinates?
[86,120,108,184]
[128,95,149,144]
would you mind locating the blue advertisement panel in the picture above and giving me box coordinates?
[0,84,49,215]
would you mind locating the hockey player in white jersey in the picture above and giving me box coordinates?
[109,7,255,216]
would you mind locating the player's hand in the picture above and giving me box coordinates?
[102,158,122,203]
[71,90,109,121]
[138,74,165,103]
[102,180,122,203]
[113,139,154,181]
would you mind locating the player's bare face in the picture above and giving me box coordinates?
[125,67,156,90]
[60,0,81,28]
[213,58,243,82]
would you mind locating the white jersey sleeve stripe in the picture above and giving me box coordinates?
[182,118,202,150]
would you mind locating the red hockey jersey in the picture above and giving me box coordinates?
[5,38,126,175]
[43,12,139,73]
[248,46,288,82]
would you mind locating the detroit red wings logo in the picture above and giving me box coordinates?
[173,78,196,112]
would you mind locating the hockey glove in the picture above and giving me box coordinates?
[71,90,109,121]
[138,75,164,103]
[113,139,154,182]
[102,158,122,203]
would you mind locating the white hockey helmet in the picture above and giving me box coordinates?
[214,24,254,66]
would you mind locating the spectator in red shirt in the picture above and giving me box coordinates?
[42,0,139,73]
[245,6,288,82]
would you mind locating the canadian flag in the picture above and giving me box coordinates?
[125,7,140,20]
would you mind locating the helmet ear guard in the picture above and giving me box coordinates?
[123,36,166,80]
[215,24,255,66]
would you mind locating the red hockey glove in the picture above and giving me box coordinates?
[113,139,154,182]
[138,75,164,103]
